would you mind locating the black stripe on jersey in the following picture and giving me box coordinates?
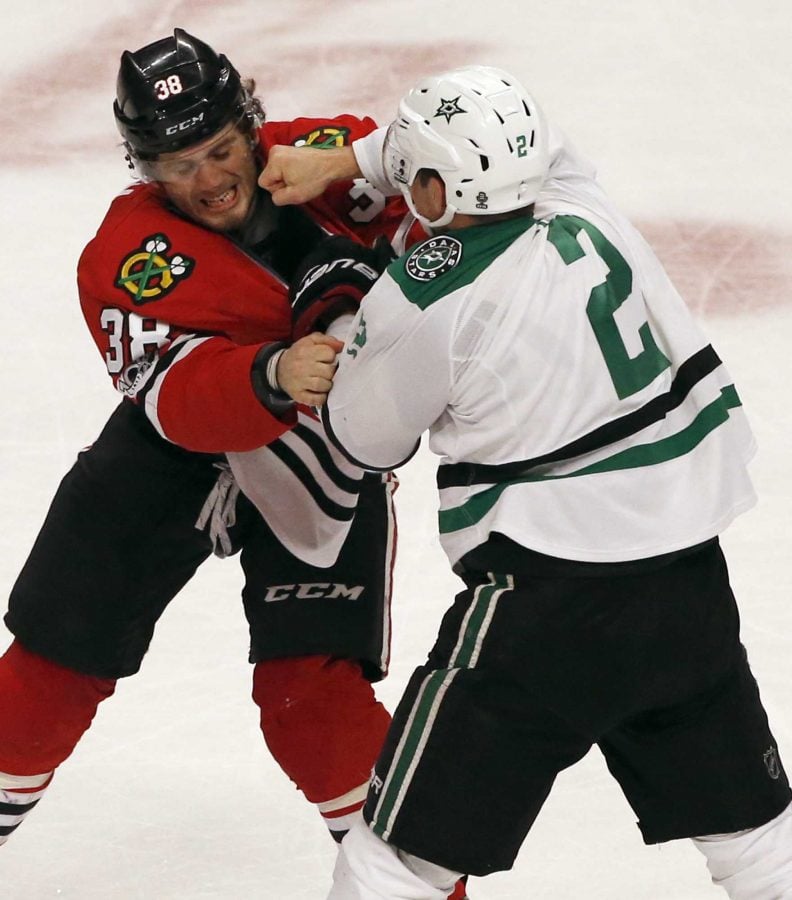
[438,345,722,488]
[133,334,198,408]
[267,439,357,521]
[290,423,365,494]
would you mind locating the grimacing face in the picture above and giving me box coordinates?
[151,122,259,232]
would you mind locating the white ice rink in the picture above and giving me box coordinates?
[1,2,791,897]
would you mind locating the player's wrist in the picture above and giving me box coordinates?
[325,145,362,182]
[250,341,295,416]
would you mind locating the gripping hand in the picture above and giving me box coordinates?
[289,235,394,340]
[251,333,344,412]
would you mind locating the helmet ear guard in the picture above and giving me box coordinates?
[384,109,464,229]
[114,28,259,174]
[385,65,550,230]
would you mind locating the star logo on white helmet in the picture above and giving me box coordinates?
[434,96,466,124]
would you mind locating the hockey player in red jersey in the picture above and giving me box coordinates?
[0,29,477,896]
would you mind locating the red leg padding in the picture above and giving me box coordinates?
[0,640,116,775]
[252,655,391,804]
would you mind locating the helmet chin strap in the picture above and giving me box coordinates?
[402,188,457,233]
[424,204,457,231]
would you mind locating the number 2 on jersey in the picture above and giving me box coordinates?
[547,215,670,399]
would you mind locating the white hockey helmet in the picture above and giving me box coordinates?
[384,65,549,229]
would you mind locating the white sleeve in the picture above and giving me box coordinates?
[322,274,453,470]
[534,123,604,218]
[351,128,400,197]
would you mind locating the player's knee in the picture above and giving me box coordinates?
[253,654,338,717]
[252,655,391,801]
[0,640,116,773]
[693,800,792,899]
[252,654,384,728]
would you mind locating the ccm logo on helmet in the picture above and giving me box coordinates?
[263,583,365,603]
[165,112,206,136]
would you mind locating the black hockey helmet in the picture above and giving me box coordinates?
[114,28,249,159]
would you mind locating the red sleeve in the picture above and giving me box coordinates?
[77,184,294,453]
[146,338,295,452]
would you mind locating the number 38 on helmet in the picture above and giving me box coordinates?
[113,28,260,168]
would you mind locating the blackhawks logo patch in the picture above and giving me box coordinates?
[293,126,351,149]
[116,234,194,305]
[405,236,463,282]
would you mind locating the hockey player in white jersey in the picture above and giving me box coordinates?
[261,65,792,899]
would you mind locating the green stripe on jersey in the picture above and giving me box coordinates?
[438,385,743,534]
[390,215,536,310]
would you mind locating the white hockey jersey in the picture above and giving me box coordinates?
[324,129,757,565]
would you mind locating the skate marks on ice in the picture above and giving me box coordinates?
[638,219,792,316]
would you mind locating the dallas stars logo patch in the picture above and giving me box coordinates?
[116,235,194,305]
[293,126,351,149]
[434,96,466,124]
[405,236,463,282]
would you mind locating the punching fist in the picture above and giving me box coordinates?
[259,144,361,206]
[289,235,395,340]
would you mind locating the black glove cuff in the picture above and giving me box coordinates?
[250,341,295,417]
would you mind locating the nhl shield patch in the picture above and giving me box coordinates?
[405,236,463,282]
[764,745,782,780]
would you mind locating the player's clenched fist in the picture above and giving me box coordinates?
[277,332,344,406]
[259,144,361,206]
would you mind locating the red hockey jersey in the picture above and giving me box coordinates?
[77,115,419,454]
